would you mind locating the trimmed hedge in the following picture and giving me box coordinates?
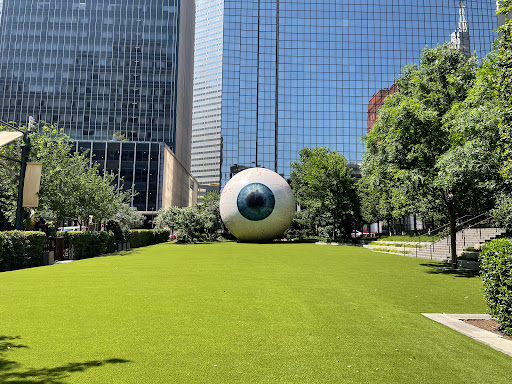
[130,229,170,249]
[60,229,169,259]
[60,231,117,260]
[0,229,170,271]
[0,231,46,272]
[480,238,512,336]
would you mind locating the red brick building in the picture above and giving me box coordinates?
[367,83,398,133]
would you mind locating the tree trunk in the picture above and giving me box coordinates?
[332,212,337,242]
[413,214,418,237]
[448,205,457,269]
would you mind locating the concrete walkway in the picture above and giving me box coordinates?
[422,313,512,358]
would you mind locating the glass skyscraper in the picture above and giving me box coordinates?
[191,0,224,191]
[0,0,196,212]
[221,0,497,186]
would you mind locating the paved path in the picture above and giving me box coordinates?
[422,313,512,358]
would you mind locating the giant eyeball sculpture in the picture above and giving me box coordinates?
[220,168,296,242]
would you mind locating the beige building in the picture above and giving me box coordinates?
[161,145,198,209]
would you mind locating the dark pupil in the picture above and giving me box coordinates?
[246,192,266,209]
[237,183,275,221]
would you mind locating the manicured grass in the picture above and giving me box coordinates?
[371,247,412,254]
[370,235,442,242]
[1,243,511,383]
[369,242,424,248]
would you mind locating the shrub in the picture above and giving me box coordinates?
[154,229,171,244]
[130,229,170,248]
[129,230,155,248]
[480,239,512,335]
[0,231,46,272]
[106,220,125,242]
[61,231,116,260]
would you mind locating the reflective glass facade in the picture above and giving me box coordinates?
[191,0,223,188]
[221,0,497,185]
[0,0,196,212]
[74,140,163,212]
[0,0,180,148]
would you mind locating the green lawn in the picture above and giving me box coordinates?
[1,243,511,383]
[369,235,442,242]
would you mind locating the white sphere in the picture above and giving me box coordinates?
[220,168,296,242]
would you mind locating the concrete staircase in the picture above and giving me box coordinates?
[412,227,507,262]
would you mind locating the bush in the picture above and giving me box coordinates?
[129,229,170,248]
[154,229,171,244]
[0,231,46,272]
[480,239,512,335]
[106,220,125,242]
[61,231,116,260]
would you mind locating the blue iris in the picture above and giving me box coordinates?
[237,183,275,221]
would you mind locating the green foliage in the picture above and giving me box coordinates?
[106,220,125,243]
[111,204,145,230]
[129,229,170,249]
[491,194,512,230]
[480,239,512,335]
[60,229,168,258]
[371,247,411,254]
[155,193,224,242]
[61,231,116,260]
[284,210,318,240]
[488,0,512,178]
[0,123,132,228]
[0,231,45,271]
[362,44,502,265]
[290,146,359,242]
[128,230,155,248]
[197,192,225,240]
[154,229,171,244]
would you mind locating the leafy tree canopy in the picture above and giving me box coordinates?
[0,123,132,228]
[362,44,503,266]
[290,146,359,241]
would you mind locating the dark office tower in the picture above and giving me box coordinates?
[0,0,196,212]
[221,0,497,186]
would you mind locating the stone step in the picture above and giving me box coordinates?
[368,227,506,262]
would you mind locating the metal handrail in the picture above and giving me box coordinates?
[408,214,471,245]
[408,212,498,259]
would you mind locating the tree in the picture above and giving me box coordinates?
[486,0,512,178]
[0,123,132,229]
[154,192,225,242]
[290,146,359,241]
[363,44,502,267]
[111,204,145,230]
[197,192,224,241]
[474,1,512,228]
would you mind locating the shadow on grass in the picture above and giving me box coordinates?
[420,263,480,278]
[1,335,130,383]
